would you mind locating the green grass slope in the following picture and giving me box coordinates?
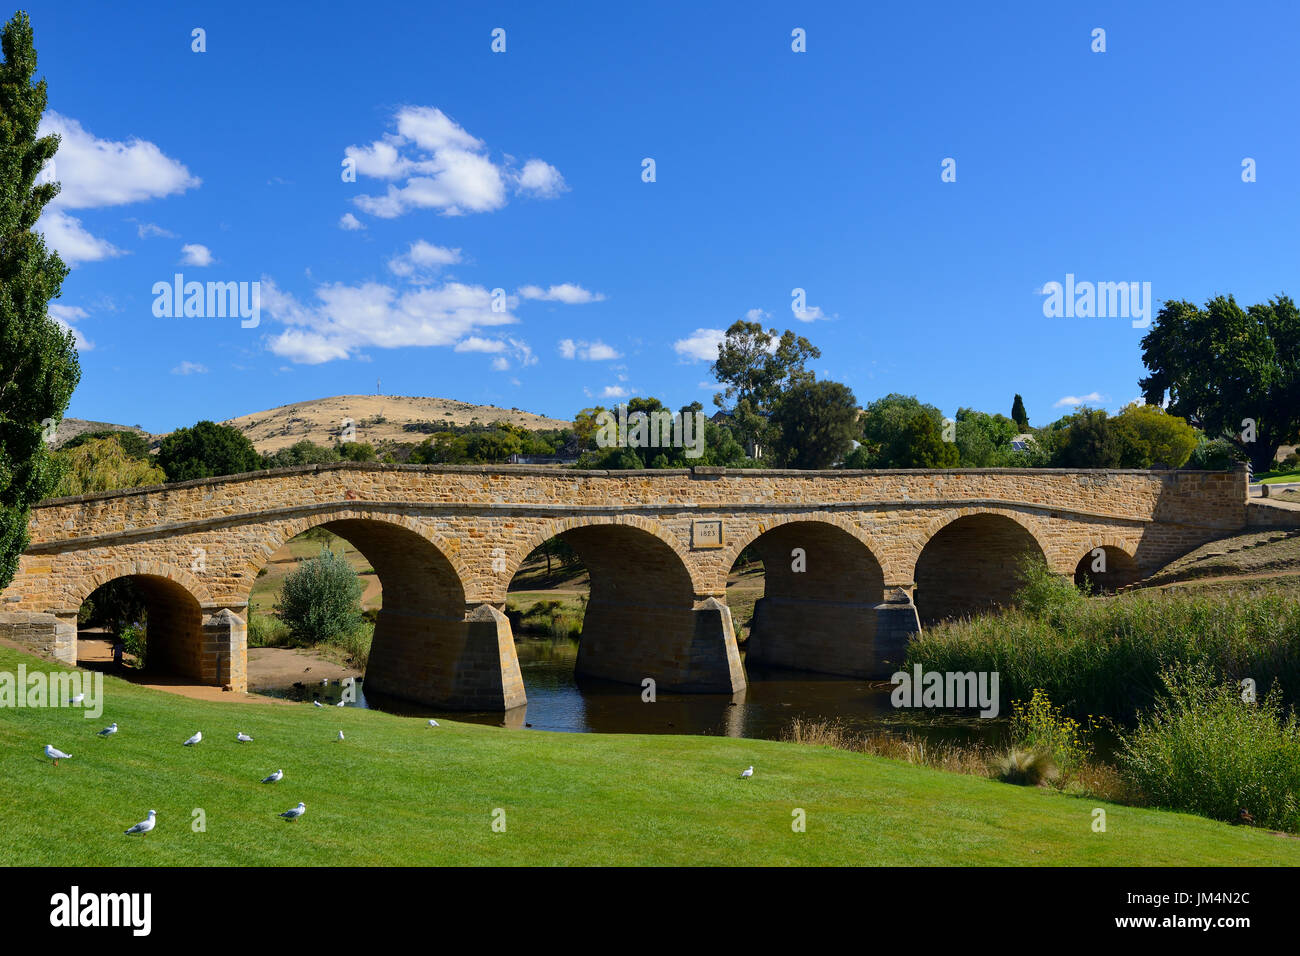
[1,645,1295,866]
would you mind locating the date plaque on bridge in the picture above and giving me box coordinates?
[692,519,724,549]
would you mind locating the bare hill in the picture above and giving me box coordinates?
[220,395,571,453]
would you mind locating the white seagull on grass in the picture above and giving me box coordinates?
[236,732,253,743]
[313,701,323,708]
[45,744,71,765]
[337,730,344,741]
[183,732,202,746]
[124,810,156,835]
[262,769,283,784]
[279,802,306,820]
[428,719,439,727]
[97,723,118,737]
[740,766,754,779]
[68,693,85,705]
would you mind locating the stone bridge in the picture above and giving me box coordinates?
[0,463,1250,711]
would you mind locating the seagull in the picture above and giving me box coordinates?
[337,730,344,741]
[236,732,254,743]
[740,766,754,779]
[261,769,283,784]
[68,693,85,705]
[97,723,118,737]
[335,700,345,707]
[124,810,156,835]
[279,802,306,820]
[312,700,323,708]
[428,719,439,727]
[45,744,72,765]
[183,732,202,746]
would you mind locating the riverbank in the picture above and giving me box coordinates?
[2,643,1295,866]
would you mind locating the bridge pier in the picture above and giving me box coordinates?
[745,586,920,679]
[365,604,526,710]
[574,596,746,693]
[201,606,247,692]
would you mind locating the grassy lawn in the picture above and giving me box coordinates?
[1258,470,1300,484]
[2,645,1296,866]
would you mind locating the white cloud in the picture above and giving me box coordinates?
[514,159,568,198]
[744,308,770,321]
[136,222,176,239]
[48,304,93,351]
[261,277,519,365]
[338,213,365,231]
[601,385,628,398]
[34,112,198,267]
[455,336,507,353]
[38,210,123,265]
[792,304,825,322]
[557,338,620,361]
[672,328,725,362]
[492,356,509,371]
[180,243,213,266]
[387,240,462,281]
[519,283,605,304]
[1054,392,1106,408]
[345,106,563,220]
[39,112,200,208]
[171,360,208,375]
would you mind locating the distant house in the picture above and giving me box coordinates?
[1010,433,1037,452]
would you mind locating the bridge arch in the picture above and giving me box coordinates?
[68,557,214,611]
[74,569,210,685]
[911,509,1050,623]
[500,515,741,693]
[716,513,898,589]
[725,518,904,678]
[244,510,481,706]
[1071,538,1141,593]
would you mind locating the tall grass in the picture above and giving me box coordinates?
[1119,664,1300,832]
[908,589,1300,722]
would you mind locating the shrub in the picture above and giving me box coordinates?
[119,621,146,668]
[247,612,290,647]
[1119,664,1300,832]
[274,547,364,645]
[1012,555,1086,619]
[907,591,1300,722]
[993,748,1059,786]
[1009,689,1095,771]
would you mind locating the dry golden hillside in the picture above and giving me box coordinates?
[220,395,571,453]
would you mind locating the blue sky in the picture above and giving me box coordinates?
[23,0,1300,433]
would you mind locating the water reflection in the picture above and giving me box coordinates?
[260,635,1011,747]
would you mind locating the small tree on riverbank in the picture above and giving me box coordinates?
[275,547,364,645]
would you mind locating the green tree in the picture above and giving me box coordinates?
[889,412,960,468]
[854,394,945,467]
[338,441,377,462]
[262,439,339,469]
[62,428,151,460]
[711,319,820,454]
[955,408,1020,467]
[768,379,859,468]
[1140,295,1300,472]
[1050,408,1146,468]
[274,547,364,645]
[156,421,261,481]
[1113,403,1199,468]
[52,436,167,496]
[1011,394,1029,430]
[0,12,81,590]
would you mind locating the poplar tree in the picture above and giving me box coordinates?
[0,11,81,590]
